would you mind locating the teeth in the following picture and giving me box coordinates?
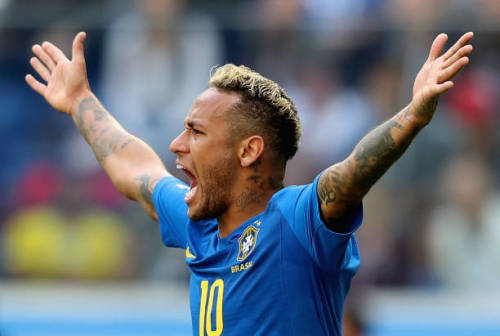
[185,187,195,199]
[176,164,184,170]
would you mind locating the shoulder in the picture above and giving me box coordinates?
[269,178,318,213]
[154,176,189,197]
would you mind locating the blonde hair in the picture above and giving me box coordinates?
[208,64,302,162]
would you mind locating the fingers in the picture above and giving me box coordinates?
[30,57,50,82]
[433,81,454,95]
[439,57,469,83]
[443,44,473,68]
[41,41,68,66]
[32,44,56,71]
[431,32,473,84]
[427,33,448,61]
[442,32,474,61]
[72,32,87,63]
[25,74,47,96]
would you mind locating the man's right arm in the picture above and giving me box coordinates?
[25,32,168,220]
[72,93,168,220]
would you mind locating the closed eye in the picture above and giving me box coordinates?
[185,121,205,135]
[185,126,203,136]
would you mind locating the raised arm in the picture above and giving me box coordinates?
[318,32,474,232]
[25,32,169,220]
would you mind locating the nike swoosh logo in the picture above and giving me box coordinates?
[186,246,196,259]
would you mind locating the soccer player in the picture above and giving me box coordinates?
[26,31,473,335]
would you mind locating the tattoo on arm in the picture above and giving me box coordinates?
[136,174,158,207]
[351,119,404,190]
[318,164,357,230]
[416,96,439,121]
[318,167,340,206]
[74,97,135,163]
[319,105,420,225]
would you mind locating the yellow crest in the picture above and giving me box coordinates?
[237,225,259,262]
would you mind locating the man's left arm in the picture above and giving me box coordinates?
[318,32,474,232]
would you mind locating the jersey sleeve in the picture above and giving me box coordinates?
[152,176,190,248]
[284,174,363,272]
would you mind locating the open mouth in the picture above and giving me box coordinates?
[176,163,199,204]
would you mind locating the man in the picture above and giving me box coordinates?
[26,31,473,335]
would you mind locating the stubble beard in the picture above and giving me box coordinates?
[188,154,237,221]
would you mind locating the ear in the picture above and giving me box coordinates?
[238,135,264,168]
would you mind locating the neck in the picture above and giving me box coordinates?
[218,170,283,238]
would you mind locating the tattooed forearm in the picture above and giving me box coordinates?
[318,105,421,222]
[74,97,135,163]
[416,96,439,122]
[351,119,405,190]
[71,96,167,216]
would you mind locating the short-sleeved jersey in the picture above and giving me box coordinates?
[153,174,363,336]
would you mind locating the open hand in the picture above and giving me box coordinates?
[411,32,474,125]
[25,32,90,115]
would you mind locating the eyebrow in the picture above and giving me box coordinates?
[186,120,205,129]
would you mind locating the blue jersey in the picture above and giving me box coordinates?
[153,174,362,336]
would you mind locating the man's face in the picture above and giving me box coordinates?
[170,88,241,220]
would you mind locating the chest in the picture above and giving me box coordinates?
[185,215,290,333]
[186,216,281,280]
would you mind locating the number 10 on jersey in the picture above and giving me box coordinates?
[199,279,224,336]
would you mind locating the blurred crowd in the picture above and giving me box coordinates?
[0,0,499,311]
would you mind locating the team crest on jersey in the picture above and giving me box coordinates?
[237,225,260,261]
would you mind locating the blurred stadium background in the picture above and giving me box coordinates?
[0,0,499,335]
